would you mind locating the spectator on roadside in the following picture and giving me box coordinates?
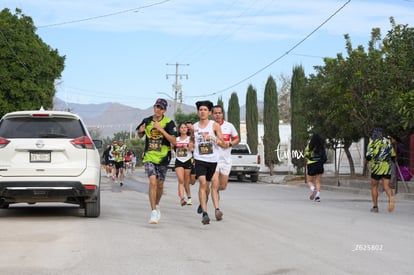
[366,127,396,213]
[136,98,177,224]
[391,135,405,166]
[304,133,327,203]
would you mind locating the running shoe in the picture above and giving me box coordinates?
[120,182,123,187]
[180,198,186,207]
[197,198,208,214]
[156,206,161,221]
[215,209,223,221]
[314,197,320,202]
[201,212,210,225]
[309,190,317,200]
[370,206,379,213]
[148,210,158,224]
[186,198,192,205]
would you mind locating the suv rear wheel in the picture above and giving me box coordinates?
[85,190,100,217]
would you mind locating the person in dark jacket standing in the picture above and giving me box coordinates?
[366,127,396,213]
[304,133,327,202]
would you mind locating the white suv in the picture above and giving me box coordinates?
[0,108,102,217]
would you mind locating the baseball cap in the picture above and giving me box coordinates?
[154,98,168,110]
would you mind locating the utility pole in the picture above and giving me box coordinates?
[166,63,189,113]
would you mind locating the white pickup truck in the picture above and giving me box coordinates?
[230,143,260,182]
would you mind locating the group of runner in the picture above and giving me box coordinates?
[137,98,240,225]
[102,139,136,187]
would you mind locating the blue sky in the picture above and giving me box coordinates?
[2,0,414,110]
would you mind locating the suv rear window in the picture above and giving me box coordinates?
[0,117,86,138]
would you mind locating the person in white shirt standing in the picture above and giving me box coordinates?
[211,105,240,221]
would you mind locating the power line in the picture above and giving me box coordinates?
[37,0,171,28]
[193,0,352,99]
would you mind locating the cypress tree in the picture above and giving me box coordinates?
[227,92,241,137]
[217,97,225,120]
[246,85,258,154]
[263,75,280,175]
[290,65,308,174]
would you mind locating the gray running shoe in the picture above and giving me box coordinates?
[215,209,223,221]
[201,213,210,225]
[370,206,379,213]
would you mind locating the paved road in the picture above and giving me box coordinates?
[1,169,413,275]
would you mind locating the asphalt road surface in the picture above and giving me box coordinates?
[1,169,413,275]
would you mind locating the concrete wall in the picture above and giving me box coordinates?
[240,122,365,175]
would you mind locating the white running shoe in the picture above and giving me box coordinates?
[156,205,161,221]
[186,198,192,205]
[149,210,158,224]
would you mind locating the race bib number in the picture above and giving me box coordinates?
[198,142,213,155]
[177,147,188,157]
[148,128,163,151]
[148,138,162,151]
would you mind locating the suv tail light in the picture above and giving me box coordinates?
[71,136,95,149]
[0,137,10,148]
[257,154,261,165]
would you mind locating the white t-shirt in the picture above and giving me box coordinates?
[218,120,239,165]
[193,120,219,163]
[175,136,192,163]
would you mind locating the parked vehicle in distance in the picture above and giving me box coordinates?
[230,143,260,182]
[0,107,102,217]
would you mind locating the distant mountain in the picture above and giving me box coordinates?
[53,97,269,138]
[53,97,197,138]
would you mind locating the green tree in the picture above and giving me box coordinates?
[290,65,308,174]
[263,75,280,175]
[174,112,198,126]
[0,8,65,117]
[383,18,414,133]
[227,92,240,136]
[305,18,414,175]
[245,84,258,154]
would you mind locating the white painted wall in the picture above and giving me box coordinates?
[239,122,365,175]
